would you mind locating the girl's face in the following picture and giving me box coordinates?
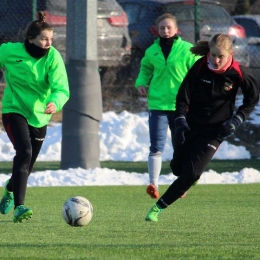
[29,29,53,49]
[158,18,178,38]
[209,46,233,69]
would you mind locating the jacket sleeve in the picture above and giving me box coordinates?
[186,48,200,70]
[237,66,259,120]
[47,50,70,112]
[175,59,202,117]
[135,49,154,88]
[0,43,7,69]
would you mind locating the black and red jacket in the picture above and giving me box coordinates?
[176,55,259,127]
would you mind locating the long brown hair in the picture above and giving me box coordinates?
[26,12,53,40]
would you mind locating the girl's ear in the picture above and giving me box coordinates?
[28,37,33,43]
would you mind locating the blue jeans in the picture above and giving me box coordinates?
[148,110,176,153]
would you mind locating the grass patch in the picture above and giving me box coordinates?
[0,159,260,174]
[0,184,260,259]
[101,159,260,174]
[0,159,259,175]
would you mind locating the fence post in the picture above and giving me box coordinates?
[60,0,103,169]
[194,0,200,43]
[32,0,37,20]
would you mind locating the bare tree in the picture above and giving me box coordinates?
[219,0,258,14]
[234,0,250,14]
[250,0,260,14]
[233,0,259,14]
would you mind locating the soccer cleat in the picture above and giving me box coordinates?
[13,205,33,223]
[146,184,160,199]
[145,204,163,222]
[0,180,14,214]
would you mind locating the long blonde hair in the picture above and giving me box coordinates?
[190,33,233,56]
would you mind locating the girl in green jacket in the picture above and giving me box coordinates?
[135,13,198,199]
[0,12,70,222]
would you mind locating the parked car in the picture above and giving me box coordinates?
[118,0,249,81]
[0,0,131,70]
[232,15,260,84]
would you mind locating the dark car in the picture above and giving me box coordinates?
[232,15,260,83]
[0,0,131,70]
[118,0,249,80]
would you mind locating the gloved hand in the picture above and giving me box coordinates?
[219,114,244,138]
[175,116,190,145]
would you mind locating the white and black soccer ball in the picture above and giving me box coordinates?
[62,196,93,227]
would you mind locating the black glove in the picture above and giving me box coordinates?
[175,116,190,145]
[219,114,244,138]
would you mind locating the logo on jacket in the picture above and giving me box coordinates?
[207,144,217,150]
[35,137,45,141]
[223,82,233,91]
[201,78,211,84]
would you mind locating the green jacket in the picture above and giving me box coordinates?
[135,37,198,110]
[0,42,69,127]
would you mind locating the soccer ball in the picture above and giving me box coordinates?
[62,196,93,227]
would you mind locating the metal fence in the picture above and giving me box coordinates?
[0,0,260,86]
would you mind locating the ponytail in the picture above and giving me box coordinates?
[190,41,209,56]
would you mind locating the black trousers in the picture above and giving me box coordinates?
[158,125,223,208]
[2,113,47,206]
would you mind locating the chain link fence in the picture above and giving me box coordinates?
[0,0,259,112]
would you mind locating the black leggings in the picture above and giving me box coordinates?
[2,113,47,206]
[158,126,223,208]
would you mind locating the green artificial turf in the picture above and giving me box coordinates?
[0,159,259,175]
[0,184,259,259]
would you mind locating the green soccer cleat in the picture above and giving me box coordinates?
[0,180,14,215]
[13,205,33,223]
[145,204,163,222]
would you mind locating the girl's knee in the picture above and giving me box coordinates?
[16,148,32,159]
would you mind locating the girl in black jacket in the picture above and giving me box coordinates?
[145,33,259,222]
